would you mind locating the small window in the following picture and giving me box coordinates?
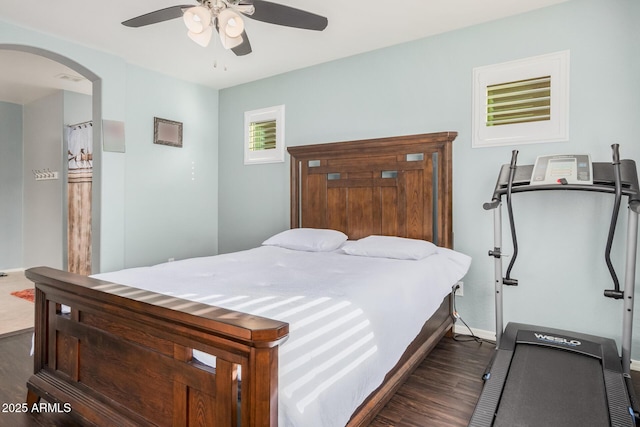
[244,105,285,164]
[486,76,551,126]
[472,51,569,148]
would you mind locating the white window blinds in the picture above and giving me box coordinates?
[249,119,277,151]
[486,76,551,126]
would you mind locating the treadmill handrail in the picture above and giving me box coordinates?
[604,144,624,298]
[485,147,638,300]
[484,159,640,213]
[503,150,519,287]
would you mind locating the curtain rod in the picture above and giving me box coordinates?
[68,120,93,128]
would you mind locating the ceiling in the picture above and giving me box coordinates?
[0,0,569,104]
[0,51,93,104]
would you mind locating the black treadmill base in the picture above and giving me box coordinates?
[495,343,608,426]
[468,322,635,427]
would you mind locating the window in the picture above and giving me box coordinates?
[486,76,551,126]
[472,50,569,148]
[244,105,285,164]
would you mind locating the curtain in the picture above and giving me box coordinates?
[67,123,93,170]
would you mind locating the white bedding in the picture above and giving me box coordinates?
[93,244,471,427]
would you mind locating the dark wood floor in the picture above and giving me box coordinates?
[0,329,81,427]
[0,329,638,426]
[1,329,492,427]
[371,336,493,427]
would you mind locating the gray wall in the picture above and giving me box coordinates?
[16,91,92,271]
[218,0,640,353]
[122,66,219,268]
[22,92,64,269]
[64,91,92,128]
[14,78,217,272]
[0,101,23,270]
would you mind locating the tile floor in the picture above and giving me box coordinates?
[0,270,35,335]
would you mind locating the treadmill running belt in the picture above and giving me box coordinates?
[494,344,609,427]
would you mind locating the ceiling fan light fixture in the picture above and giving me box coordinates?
[219,30,244,50]
[218,9,245,38]
[123,1,326,56]
[188,25,213,47]
[183,6,212,34]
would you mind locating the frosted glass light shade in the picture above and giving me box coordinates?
[188,25,213,47]
[219,31,243,49]
[218,9,244,38]
[183,6,212,33]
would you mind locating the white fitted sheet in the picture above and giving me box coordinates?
[94,245,471,427]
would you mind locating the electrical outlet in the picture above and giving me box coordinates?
[455,281,464,296]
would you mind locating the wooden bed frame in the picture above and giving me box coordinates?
[25,131,457,426]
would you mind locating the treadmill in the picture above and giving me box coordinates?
[469,145,640,427]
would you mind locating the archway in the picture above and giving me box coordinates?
[0,44,102,273]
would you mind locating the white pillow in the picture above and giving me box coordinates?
[262,228,348,252]
[342,235,437,260]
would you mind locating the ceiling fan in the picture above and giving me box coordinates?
[122,0,328,56]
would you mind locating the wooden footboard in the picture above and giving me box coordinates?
[25,267,289,427]
[25,267,453,427]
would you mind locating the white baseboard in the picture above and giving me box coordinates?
[0,268,25,274]
[453,323,640,372]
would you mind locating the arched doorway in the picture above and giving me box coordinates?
[0,44,102,274]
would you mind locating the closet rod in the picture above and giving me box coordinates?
[68,120,93,128]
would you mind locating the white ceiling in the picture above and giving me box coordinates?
[0,0,569,104]
[0,51,93,104]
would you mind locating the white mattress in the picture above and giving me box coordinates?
[94,245,471,426]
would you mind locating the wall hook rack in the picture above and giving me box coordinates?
[33,169,59,181]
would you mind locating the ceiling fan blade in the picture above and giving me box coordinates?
[122,5,193,28]
[242,0,328,31]
[231,32,253,56]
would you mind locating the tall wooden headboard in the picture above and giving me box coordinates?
[288,132,457,248]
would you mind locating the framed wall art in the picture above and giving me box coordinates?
[154,117,183,148]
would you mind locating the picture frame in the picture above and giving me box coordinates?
[154,117,183,148]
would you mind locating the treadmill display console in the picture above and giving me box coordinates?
[530,154,593,185]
